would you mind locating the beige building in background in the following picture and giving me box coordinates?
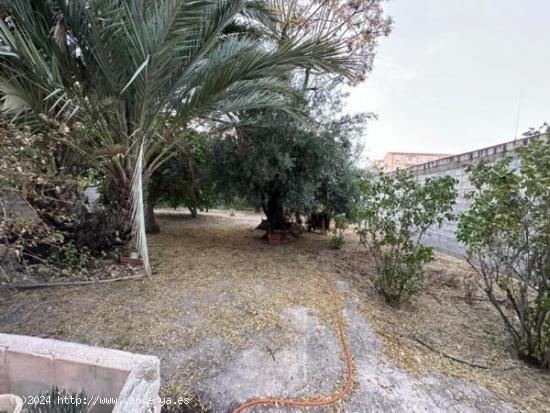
[376,152,452,172]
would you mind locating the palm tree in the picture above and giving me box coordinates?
[0,1,355,232]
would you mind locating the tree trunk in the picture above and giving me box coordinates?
[73,175,133,251]
[79,158,160,253]
[143,182,160,233]
[266,192,285,233]
[105,174,133,239]
[105,172,159,237]
[188,205,198,218]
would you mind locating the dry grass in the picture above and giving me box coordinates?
[0,211,343,399]
[0,210,548,412]
[322,232,550,413]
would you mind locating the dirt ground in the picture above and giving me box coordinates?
[0,210,548,412]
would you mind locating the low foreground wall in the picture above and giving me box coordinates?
[409,135,538,258]
[0,334,160,413]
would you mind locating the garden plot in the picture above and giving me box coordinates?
[0,211,547,412]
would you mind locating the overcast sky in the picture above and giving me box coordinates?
[346,0,550,161]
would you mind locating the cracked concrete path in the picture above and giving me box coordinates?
[166,279,518,413]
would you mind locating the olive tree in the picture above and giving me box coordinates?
[457,130,550,368]
[210,106,364,233]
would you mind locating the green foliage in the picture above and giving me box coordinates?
[306,85,372,221]
[212,116,321,210]
[149,130,215,216]
[329,213,349,249]
[0,0,357,243]
[314,116,367,221]
[211,110,363,231]
[457,129,550,367]
[60,241,89,269]
[0,0,356,172]
[356,170,457,305]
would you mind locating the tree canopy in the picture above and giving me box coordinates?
[458,128,550,368]
[268,0,392,84]
[211,105,366,231]
[0,0,358,241]
[149,129,215,219]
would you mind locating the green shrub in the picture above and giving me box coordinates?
[457,130,550,368]
[60,241,89,269]
[328,213,349,249]
[356,169,457,305]
[328,235,344,249]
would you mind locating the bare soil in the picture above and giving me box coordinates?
[0,210,548,412]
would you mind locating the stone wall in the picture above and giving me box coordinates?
[409,135,539,258]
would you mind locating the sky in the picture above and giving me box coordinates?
[345,0,550,161]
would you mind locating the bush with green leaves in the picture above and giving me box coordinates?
[60,241,89,269]
[329,214,349,249]
[356,170,457,305]
[457,131,550,368]
[149,129,215,219]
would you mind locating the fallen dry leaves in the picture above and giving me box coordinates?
[0,210,548,412]
[323,231,550,413]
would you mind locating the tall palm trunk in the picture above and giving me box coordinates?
[105,154,160,236]
[105,174,133,239]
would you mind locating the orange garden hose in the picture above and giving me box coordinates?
[232,313,354,413]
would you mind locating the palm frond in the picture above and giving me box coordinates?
[130,142,152,276]
[0,10,77,125]
[0,0,355,139]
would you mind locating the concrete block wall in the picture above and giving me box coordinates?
[409,136,537,258]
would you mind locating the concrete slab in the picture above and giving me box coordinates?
[166,281,518,412]
[0,334,161,413]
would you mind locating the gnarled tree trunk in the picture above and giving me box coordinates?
[266,191,285,232]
